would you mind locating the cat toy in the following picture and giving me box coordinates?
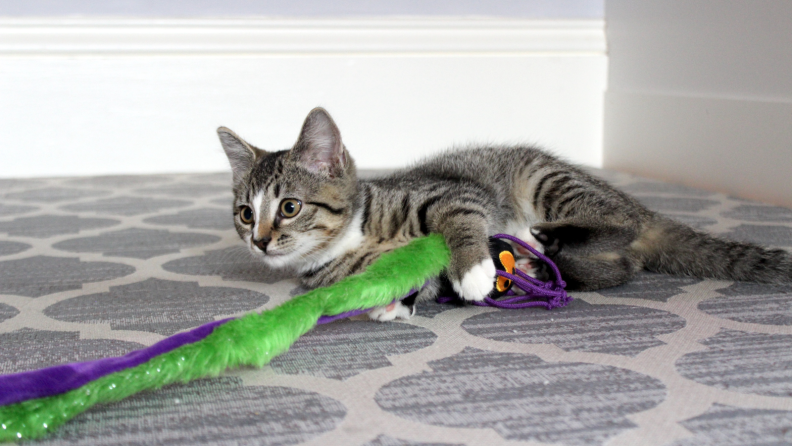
[437,234,569,310]
[0,234,568,441]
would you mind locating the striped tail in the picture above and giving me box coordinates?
[638,216,792,283]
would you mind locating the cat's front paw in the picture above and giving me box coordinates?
[368,301,415,321]
[451,258,496,302]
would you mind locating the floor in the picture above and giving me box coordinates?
[1,169,791,446]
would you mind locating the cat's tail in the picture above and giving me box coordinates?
[636,216,792,283]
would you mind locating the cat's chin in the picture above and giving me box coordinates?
[244,246,298,269]
[254,252,301,269]
[246,240,330,270]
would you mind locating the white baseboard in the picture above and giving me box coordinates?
[604,90,792,207]
[0,18,606,177]
[0,18,604,54]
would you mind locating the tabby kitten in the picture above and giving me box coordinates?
[218,108,792,321]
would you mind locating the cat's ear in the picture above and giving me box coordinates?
[217,127,265,184]
[292,107,348,177]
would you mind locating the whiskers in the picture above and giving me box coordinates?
[212,245,258,264]
[288,234,336,263]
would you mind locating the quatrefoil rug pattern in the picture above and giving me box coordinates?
[1,170,791,446]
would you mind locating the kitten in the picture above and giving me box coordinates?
[218,108,792,321]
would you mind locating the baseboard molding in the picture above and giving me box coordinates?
[0,18,604,55]
[604,89,792,207]
[0,18,606,177]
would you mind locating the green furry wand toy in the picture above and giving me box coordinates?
[0,233,568,441]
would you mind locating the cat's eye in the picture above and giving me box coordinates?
[239,205,254,224]
[280,199,302,218]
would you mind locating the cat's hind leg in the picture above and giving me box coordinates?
[368,301,415,321]
[529,220,638,256]
[525,219,641,290]
[551,251,638,290]
[367,278,440,321]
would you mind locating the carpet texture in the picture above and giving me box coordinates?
[1,169,791,446]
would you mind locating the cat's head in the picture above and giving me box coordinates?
[217,108,358,269]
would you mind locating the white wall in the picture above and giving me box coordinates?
[0,0,604,18]
[604,1,792,207]
[0,18,607,177]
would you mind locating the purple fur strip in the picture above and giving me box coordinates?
[0,288,419,406]
[316,308,372,324]
[0,318,233,407]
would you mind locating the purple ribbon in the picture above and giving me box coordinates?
[0,318,233,407]
[0,288,419,406]
[316,308,374,324]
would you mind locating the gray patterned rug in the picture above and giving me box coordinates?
[1,169,791,446]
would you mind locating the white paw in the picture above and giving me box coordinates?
[368,301,415,322]
[452,258,496,301]
[514,228,544,257]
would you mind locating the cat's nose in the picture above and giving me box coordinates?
[253,236,272,253]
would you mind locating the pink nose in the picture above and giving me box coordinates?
[253,236,271,253]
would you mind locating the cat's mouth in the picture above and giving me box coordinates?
[246,235,285,257]
[254,247,304,269]
[245,233,325,268]
[249,244,285,257]
[249,241,300,261]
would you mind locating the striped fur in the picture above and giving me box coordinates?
[219,108,792,303]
